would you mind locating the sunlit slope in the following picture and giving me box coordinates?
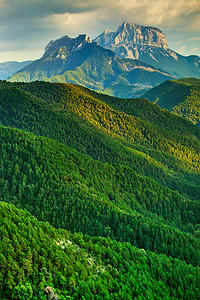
[0,80,199,201]
[144,78,200,126]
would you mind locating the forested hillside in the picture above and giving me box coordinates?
[0,80,200,299]
[144,78,200,126]
[2,201,200,299]
[0,126,200,264]
[0,80,199,201]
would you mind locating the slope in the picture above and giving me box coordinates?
[143,78,200,126]
[0,80,199,202]
[1,200,200,299]
[0,125,200,267]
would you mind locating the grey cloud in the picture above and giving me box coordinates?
[0,0,109,21]
[0,0,200,61]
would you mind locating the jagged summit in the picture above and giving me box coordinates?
[43,34,92,58]
[94,21,169,60]
[94,21,200,78]
[8,21,200,90]
[116,21,169,49]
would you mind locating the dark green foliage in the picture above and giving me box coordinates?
[144,78,200,126]
[1,200,200,299]
[0,80,199,201]
[0,79,200,299]
[0,125,200,267]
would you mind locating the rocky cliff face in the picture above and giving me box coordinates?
[94,21,170,60]
[94,21,200,78]
[43,34,92,58]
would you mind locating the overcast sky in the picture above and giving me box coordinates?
[0,0,200,62]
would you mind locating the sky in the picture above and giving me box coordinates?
[0,0,200,62]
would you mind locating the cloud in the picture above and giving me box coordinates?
[0,0,200,61]
[1,0,199,28]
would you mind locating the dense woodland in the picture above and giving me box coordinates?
[144,78,200,126]
[2,201,200,300]
[0,80,200,299]
[0,81,199,200]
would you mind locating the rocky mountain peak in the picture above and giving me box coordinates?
[95,21,169,52]
[43,34,92,58]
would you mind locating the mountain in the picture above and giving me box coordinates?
[1,80,200,298]
[0,60,32,80]
[94,21,200,78]
[143,78,200,126]
[8,34,174,98]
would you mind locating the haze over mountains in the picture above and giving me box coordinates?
[0,60,32,80]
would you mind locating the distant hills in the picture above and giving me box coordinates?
[0,60,32,80]
[144,78,200,126]
[95,21,200,78]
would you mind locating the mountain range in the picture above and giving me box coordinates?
[94,21,200,78]
[8,33,174,98]
[1,21,200,299]
[6,21,200,99]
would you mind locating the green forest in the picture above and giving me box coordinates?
[0,80,200,299]
[144,78,200,126]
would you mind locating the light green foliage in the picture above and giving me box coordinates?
[12,282,33,300]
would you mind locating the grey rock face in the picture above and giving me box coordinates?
[94,21,200,78]
[44,286,60,300]
[43,34,92,58]
[94,21,170,60]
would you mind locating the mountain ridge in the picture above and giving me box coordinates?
[94,21,200,78]
[0,80,199,202]
[8,35,175,98]
[0,60,32,80]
